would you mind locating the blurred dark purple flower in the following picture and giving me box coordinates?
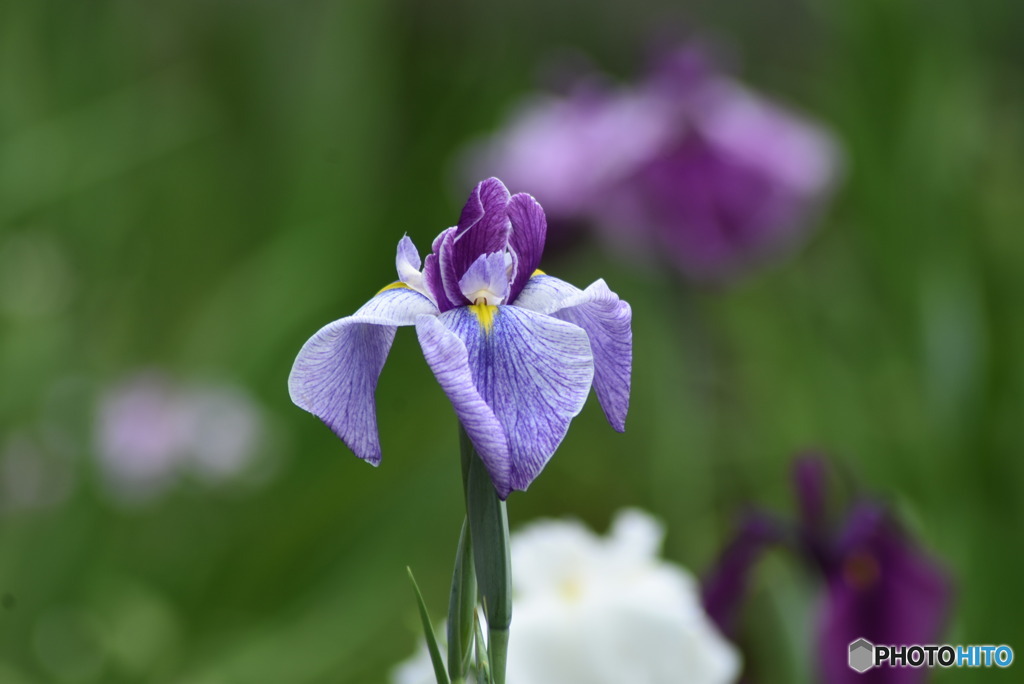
[702,513,785,638]
[466,46,840,281]
[817,503,950,684]
[703,456,951,683]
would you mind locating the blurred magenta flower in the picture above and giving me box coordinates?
[703,457,951,683]
[289,178,632,498]
[95,371,266,502]
[467,46,840,281]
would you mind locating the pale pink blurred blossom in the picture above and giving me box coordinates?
[94,371,266,502]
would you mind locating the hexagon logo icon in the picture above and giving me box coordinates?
[849,638,875,673]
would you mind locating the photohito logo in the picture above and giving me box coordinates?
[849,638,1014,672]
[848,639,874,673]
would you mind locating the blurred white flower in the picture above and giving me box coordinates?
[94,371,266,503]
[392,509,740,684]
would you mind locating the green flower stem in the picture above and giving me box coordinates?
[459,424,511,684]
[447,518,477,681]
[487,627,509,684]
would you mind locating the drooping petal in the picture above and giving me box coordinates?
[506,192,547,302]
[416,305,594,497]
[451,177,512,276]
[513,274,632,430]
[288,287,439,465]
[415,315,512,492]
[459,252,510,306]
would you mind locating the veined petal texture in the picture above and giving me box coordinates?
[506,192,546,303]
[288,286,439,465]
[452,177,512,275]
[416,305,594,497]
[514,275,632,430]
[415,314,511,491]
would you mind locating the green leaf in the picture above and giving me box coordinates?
[459,425,511,684]
[447,518,477,679]
[407,567,451,684]
[460,430,511,631]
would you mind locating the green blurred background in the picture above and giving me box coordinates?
[1,0,1021,681]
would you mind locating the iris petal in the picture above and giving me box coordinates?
[288,287,439,464]
[506,192,546,302]
[415,315,512,493]
[459,252,510,305]
[416,305,594,497]
[423,250,454,312]
[514,274,632,430]
[820,505,950,684]
[452,177,512,275]
[435,227,466,311]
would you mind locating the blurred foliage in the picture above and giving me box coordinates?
[1,0,1022,682]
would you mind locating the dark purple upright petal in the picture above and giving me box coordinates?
[435,227,468,310]
[288,287,439,464]
[793,455,829,528]
[702,513,785,637]
[450,178,512,277]
[506,192,547,302]
[793,454,833,568]
[818,505,951,684]
[505,192,548,298]
[422,252,452,311]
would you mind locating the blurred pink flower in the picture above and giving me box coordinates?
[466,46,841,281]
[94,371,265,502]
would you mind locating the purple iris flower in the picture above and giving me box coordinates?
[703,457,951,683]
[467,46,840,281]
[288,178,632,499]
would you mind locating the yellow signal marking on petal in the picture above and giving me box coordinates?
[469,303,498,334]
[532,269,546,276]
[376,281,409,295]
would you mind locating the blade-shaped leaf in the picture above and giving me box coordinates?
[447,518,477,679]
[407,567,451,684]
